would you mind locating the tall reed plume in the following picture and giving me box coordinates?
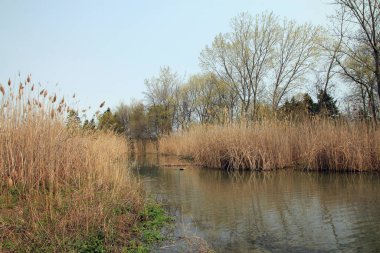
[0,76,142,251]
[160,120,380,171]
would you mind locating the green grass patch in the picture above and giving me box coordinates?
[125,202,174,253]
[0,189,173,253]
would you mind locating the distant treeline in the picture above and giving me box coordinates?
[73,0,379,139]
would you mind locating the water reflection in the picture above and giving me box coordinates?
[133,155,380,252]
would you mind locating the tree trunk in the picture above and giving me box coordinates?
[375,51,380,108]
[369,90,378,128]
[360,84,367,119]
[252,93,257,121]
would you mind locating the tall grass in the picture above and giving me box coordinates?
[160,120,380,171]
[0,77,143,251]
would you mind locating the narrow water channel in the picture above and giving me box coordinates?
[133,154,380,252]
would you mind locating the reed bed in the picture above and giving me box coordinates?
[160,120,380,171]
[0,77,144,251]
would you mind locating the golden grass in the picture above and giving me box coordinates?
[0,77,143,251]
[160,120,380,171]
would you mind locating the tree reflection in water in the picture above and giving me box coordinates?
[133,155,380,253]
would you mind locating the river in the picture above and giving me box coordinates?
[133,154,380,252]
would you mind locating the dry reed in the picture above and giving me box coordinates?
[160,120,380,171]
[0,77,143,251]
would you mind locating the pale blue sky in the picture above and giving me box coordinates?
[0,0,334,116]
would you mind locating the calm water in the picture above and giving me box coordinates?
[133,155,380,253]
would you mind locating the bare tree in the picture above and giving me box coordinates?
[183,73,231,124]
[309,10,345,115]
[144,66,180,134]
[144,66,179,106]
[114,102,130,136]
[317,21,344,94]
[270,20,322,110]
[342,44,378,121]
[330,1,379,124]
[335,0,380,101]
[200,12,278,119]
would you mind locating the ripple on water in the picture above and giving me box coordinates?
[134,160,380,252]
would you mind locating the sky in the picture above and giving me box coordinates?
[0,0,335,117]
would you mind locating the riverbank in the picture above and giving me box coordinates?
[159,120,380,171]
[0,78,171,252]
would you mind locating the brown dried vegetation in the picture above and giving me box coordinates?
[160,120,380,171]
[0,77,143,251]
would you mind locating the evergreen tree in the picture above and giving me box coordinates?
[280,93,318,119]
[98,108,117,131]
[82,118,96,131]
[317,90,339,117]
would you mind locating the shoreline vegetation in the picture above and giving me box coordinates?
[159,120,380,172]
[0,77,171,252]
[87,2,379,175]
[2,1,378,251]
